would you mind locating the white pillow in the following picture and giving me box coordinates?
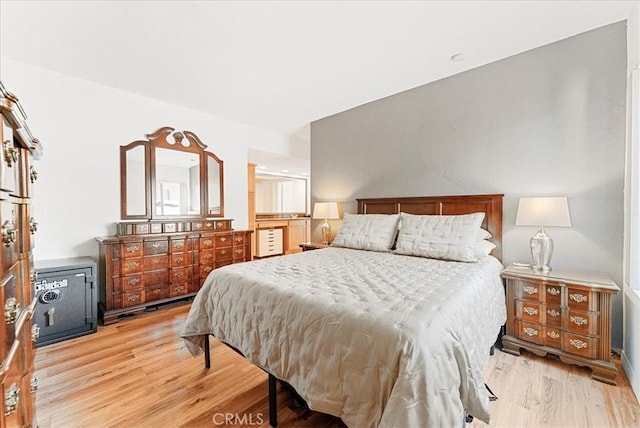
[394,212,485,262]
[474,239,497,258]
[477,228,492,240]
[331,213,400,252]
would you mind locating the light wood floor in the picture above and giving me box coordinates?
[34,302,640,428]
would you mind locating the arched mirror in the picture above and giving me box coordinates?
[120,127,224,219]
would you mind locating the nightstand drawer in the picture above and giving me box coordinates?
[516,301,542,323]
[544,326,562,348]
[514,280,542,302]
[567,287,599,312]
[515,320,544,345]
[544,284,562,305]
[545,305,562,326]
[562,333,598,359]
[563,309,599,335]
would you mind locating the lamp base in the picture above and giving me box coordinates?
[320,220,330,245]
[530,227,553,273]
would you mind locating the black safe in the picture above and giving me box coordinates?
[33,257,98,347]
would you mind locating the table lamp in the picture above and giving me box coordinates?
[515,196,571,273]
[312,202,339,245]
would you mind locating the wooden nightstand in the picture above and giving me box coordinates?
[501,264,619,384]
[299,242,329,251]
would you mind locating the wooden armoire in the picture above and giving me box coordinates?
[0,82,43,427]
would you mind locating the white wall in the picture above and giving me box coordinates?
[623,0,640,403]
[311,23,627,346]
[0,58,299,262]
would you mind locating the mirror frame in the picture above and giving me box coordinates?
[120,127,224,220]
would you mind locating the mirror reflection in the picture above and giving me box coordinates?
[256,174,307,214]
[155,148,200,216]
[125,145,146,216]
[207,154,222,215]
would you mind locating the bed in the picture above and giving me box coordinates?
[181,194,506,427]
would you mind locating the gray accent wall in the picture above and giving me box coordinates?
[310,22,627,346]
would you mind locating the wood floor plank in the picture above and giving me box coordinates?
[34,303,640,427]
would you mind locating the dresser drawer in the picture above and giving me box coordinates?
[200,236,214,250]
[144,239,168,255]
[214,220,231,231]
[199,250,214,264]
[233,234,246,246]
[199,264,214,278]
[170,238,193,252]
[170,267,192,283]
[215,235,232,248]
[169,283,189,297]
[562,332,598,359]
[215,247,233,261]
[143,254,168,271]
[121,258,143,275]
[513,279,542,302]
[144,270,169,287]
[515,320,544,345]
[171,252,192,267]
[145,286,168,301]
[0,201,19,274]
[232,246,246,261]
[121,274,142,292]
[122,290,145,307]
[121,242,143,258]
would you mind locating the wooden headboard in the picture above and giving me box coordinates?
[357,194,504,261]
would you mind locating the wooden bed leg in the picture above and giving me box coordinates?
[204,335,211,369]
[268,373,278,427]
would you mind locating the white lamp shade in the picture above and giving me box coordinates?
[312,202,339,220]
[515,197,571,227]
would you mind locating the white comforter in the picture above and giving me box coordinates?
[181,247,506,427]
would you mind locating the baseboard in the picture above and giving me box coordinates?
[622,346,640,403]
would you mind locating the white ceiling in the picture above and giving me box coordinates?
[0,1,635,148]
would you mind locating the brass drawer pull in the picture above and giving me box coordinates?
[235,249,243,254]
[29,217,38,234]
[205,223,212,227]
[29,166,38,183]
[2,220,16,247]
[547,331,560,339]
[220,249,227,255]
[4,382,19,416]
[203,239,212,246]
[523,307,538,316]
[569,293,588,304]
[203,266,212,274]
[30,375,38,393]
[570,316,588,326]
[126,245,140,253]
[175,272,183,278]
[547,287,560,295]
[175,285,185,292]
[523,327,539,337]
[128,277,140,286]
[127,294,140,302]
[175,256,183,263]
[31,324,40,343]
[216,222,225,228]
[126,262,139,269]
[3,140,17,168]
[570,338,588,349]
[547,309,560,317]
[4,298,19,324]
[522,285,537,295]
[235,237,243,243]
[219,236,227,242]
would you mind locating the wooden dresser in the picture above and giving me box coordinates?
[501,264,619,384]
[96,219,251,324]
[0,82,43,427]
